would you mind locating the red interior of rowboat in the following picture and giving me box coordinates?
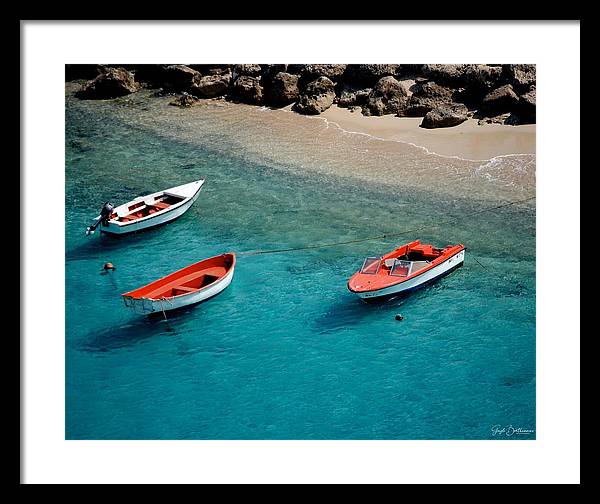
[110,194,184,223]
[122,253,235,300]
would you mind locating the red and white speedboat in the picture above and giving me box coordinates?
[347,240,465,300]
[122,253,236,315]
[86,179,204,236]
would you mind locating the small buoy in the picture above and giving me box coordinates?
[395,314,404,321]
[103,262,115,271]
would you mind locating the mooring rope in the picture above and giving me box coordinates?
[237,195,535,257]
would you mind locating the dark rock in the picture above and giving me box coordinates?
[286,64,306,74]
[364,76,408,116]
[110,64,167,87]
[481,84,520,115]
[421,64,470,86]
[477,113,511,125]
[230,75,263,104]
[396,64,425,77]
[517,86,536,123]
[337,88,371,108]
[465,65,503,90]
[402,81,454,116]
[161,65,201,93]
[260,64,288,80]
[233,64,262,78]
[65,64,106,81]
[502,64,536,92]
[448,65,504,106]
[343,64,400,87]
[190,72,232,98]
[294,76,335,114]
[264,72,300,107]
[169,94,198,107]
[188,64,232,75]
[75,67,139,99]
[301,64,347,83]
[420,102,469,129]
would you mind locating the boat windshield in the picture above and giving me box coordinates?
[390,259,412,277]
[360,257,381,274]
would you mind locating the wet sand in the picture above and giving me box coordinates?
[66,84,536,203]
[319,105,536,161]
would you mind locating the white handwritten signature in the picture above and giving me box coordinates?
[491,425,535,437]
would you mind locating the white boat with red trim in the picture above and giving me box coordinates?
[86,179,204,236]
[347,240,465,300]
[122,253,236,315]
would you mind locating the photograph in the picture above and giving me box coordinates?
[21,20,580,484]
[65,62,536,440]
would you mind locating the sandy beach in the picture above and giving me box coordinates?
[319,105,536,160]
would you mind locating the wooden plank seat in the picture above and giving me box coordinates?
[153,201,170,210]
[145,267,227,299]
[172,286,197,294]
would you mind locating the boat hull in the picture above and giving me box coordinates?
[350,249,465,300]
[99,180,203,235]
[123,264,235,315]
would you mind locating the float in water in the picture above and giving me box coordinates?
[347,240,465,300]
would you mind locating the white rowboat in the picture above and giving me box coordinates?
[86,179,204,236]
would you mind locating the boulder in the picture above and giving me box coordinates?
[264,72,300,107]
[261,64,288,80]
[460,64,504,103]
[420,64,470,86]
[75,67,139,99]
[337,88,371,108]
[363,76,408,116]
[464,65,503,90]
[286,64,306,74]
[481,84,520,115]
[122,64,169,87]
[396,64,425,77]
[502,64,536,92]
[188,64,232,75]
[402,81,454,116]
[161,65,201,92]
[301,64,347,82]
[293,76,335,114]
[477,113,511,125]
[169,94,198,107]
[516,86,536,124]
[233,64,262,78]
[343,64,400,87]
[230,75,263,104]
[191,72,232,98]
[420,102,469,129]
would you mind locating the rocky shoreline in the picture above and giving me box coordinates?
[66,64,536,129]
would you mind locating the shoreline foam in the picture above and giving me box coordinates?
[317,105,536,161]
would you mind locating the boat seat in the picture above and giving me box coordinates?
[384,258,396,268]
[172,286,198,295]
[145,267,227,299]
[153,201,170,209]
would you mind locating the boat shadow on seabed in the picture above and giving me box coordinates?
[313,278,457,335]
[76,309,197,352]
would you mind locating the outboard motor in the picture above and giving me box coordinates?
[86,202,115,235]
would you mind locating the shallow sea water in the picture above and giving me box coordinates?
[66,85,535,439]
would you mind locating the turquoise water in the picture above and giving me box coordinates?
[65,86,535,439]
